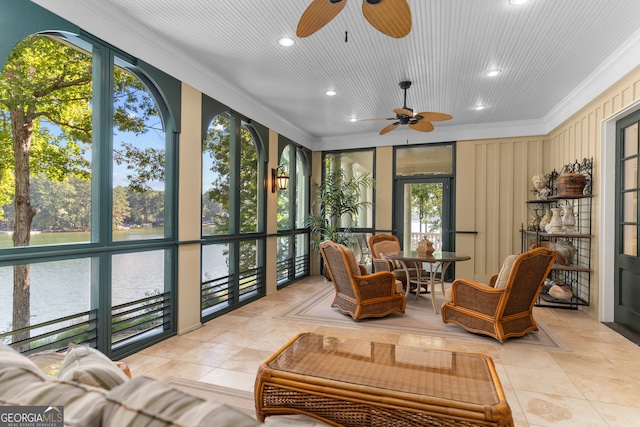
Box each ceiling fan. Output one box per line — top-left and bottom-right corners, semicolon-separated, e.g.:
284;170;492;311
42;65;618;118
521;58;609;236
361;81;453;135
297;0;412;39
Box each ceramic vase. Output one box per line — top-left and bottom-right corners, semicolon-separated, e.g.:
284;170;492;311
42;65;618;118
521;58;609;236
539;209;552;232
561;204;576;233
416;237;435;256
529;209;542;231
546;207;563;233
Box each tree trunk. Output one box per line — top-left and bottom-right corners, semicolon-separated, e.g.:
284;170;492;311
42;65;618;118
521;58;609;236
11;109;36;349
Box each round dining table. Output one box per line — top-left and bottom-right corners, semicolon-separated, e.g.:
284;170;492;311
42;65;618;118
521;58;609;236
385;251;471;313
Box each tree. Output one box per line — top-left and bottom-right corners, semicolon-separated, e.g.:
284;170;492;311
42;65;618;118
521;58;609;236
0;34;161;346
411;183;442;233
203;114;259;270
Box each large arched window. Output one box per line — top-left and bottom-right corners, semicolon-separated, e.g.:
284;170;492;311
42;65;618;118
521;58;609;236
276;140;311;287
201;110;266;319
0;21;178;358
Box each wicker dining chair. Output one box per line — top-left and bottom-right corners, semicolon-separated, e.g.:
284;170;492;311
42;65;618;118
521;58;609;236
441;247;556;342
368;233;426;290
319;240;406;320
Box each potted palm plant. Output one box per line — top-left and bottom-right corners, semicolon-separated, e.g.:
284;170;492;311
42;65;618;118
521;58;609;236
306;164;375;259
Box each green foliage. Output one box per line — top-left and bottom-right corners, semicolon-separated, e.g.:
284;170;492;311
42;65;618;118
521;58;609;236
411;183;442;232
306;160;375;253
203;114;260;270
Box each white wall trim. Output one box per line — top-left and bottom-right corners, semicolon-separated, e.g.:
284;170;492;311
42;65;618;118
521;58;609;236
600;99;640;322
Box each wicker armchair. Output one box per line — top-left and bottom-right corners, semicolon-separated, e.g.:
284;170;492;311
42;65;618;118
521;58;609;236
441;247;556;342
368;234;426;290
319;240;406;320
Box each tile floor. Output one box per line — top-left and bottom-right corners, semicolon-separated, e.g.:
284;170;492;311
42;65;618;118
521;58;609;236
123;276;640;426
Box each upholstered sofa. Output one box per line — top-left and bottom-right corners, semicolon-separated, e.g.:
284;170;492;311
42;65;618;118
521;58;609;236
0;343;311;427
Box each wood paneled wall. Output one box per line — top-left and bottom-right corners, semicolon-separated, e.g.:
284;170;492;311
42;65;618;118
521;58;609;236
455;136;550;284
547;64;640;317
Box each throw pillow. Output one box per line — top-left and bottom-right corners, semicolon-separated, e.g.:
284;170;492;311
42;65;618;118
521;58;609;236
103;376;259;427
495;254;519;289
0;366;106;427
58;343;129;390
0;342;47;378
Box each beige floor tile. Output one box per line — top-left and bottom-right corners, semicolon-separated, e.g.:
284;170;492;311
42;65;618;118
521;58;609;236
143;359;215;380
175;341;244;367
218;347;273;374
208;329;266;347
245;332;296;352
504;365;583;398
591;401;640;427
550;352;626;380
515;390;608;426
125;276;640;426
567;373;640;407
496;346;563;370
121;353;172;377
198;367;256;391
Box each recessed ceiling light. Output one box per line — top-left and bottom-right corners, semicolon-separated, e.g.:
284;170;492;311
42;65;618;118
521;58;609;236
485;68;502;77
325;90;337;96
278;37;295;47
349;117;357;122
475;104;486;110
509;0;530;5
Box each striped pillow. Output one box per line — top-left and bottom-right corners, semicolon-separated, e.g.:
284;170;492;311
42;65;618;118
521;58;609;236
57;344;129;390
0;342;48;378
0;366;106;427
103;375;259;427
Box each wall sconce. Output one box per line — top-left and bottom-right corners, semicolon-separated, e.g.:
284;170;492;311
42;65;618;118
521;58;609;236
271;165;289;192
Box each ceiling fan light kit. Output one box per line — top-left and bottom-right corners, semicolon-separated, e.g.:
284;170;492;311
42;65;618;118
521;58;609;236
297;0;412;39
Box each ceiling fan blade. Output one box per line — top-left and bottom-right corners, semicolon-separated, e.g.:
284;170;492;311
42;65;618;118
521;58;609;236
362;0;412;39
359;117;395;121
409;121;434;132
393;107;413;117
297;0;347;37
415;112;453;122
380;122;400;135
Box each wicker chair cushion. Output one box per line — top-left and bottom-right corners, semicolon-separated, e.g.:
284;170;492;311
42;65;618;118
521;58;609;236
373;240;400;256
341;245;361;275
495;254;518;288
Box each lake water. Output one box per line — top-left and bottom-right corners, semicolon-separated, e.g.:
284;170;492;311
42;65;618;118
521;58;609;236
0;230;227;336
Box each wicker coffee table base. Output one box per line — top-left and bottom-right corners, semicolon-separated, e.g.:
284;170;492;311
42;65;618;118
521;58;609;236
257;383;504;427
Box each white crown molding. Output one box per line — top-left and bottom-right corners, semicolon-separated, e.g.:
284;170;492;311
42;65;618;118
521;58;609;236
314;119;547;151
543;27;640;133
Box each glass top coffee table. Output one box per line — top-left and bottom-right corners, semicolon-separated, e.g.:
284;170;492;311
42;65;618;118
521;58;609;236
255;332;513;427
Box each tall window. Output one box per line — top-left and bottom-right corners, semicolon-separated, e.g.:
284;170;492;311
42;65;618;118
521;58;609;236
276;143;310;286
201;112;265;318
323;151;375;230
112;63;166;241
0;30;177;356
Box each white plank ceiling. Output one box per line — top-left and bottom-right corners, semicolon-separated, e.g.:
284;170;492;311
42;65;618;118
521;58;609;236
33;0;640;150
